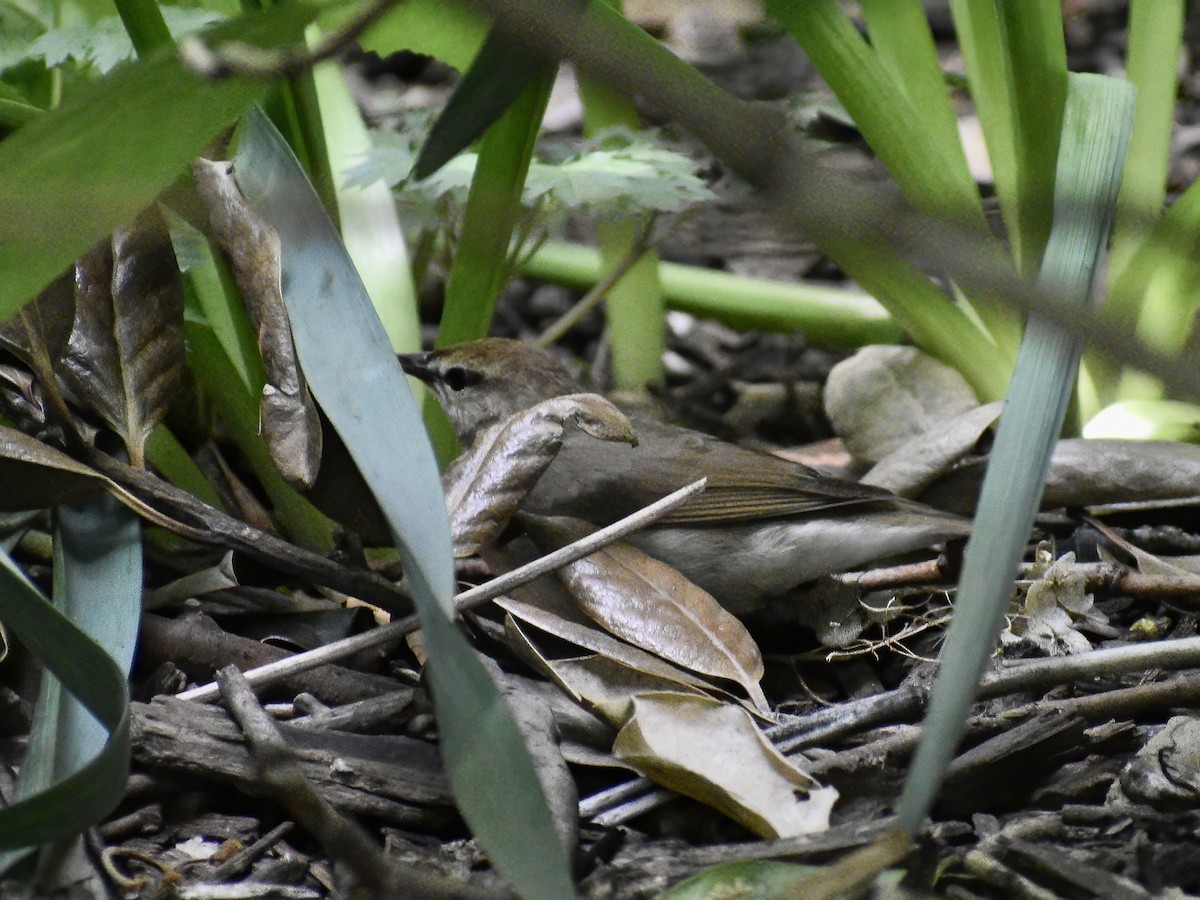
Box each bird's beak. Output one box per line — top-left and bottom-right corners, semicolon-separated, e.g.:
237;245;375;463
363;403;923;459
397;351;436;383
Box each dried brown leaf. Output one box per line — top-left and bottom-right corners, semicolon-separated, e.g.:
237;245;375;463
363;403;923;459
194;158;322;489
0;270;76;427
863;402;1001;497
493;581;721;696
522;514;768;712
0;423;105;509
613;692;837;838
444;393;636;557
59;209;184;467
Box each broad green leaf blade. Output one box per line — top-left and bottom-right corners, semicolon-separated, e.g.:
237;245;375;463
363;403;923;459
578;0;664;390
413;25;553;180
950;0;1066;274
0;2;315;318
0;533;132;851
897;73;1135;832
231;107;575;900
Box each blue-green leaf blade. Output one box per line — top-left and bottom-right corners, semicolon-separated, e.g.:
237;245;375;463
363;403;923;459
231;107;575;900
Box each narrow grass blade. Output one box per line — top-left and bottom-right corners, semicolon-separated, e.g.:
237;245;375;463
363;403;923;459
949;0;1066;275
577;0;665;389
438;73;555;347
897;73;1135;832
1109;0;1184;284
232;107;575;900
0;496;135;854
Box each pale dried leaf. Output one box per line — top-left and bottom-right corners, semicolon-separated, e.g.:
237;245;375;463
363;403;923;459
824;345;978;465
1003;551;1097;656
193;158;322;489
523;514;768;712
506;615;708;728
444;393;635;557
613;692;836;838
494;586;722;696
863;402;1001;496
60;209;184;467
551;655;710;729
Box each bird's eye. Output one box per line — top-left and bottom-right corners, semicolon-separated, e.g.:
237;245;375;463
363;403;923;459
445;366;470;392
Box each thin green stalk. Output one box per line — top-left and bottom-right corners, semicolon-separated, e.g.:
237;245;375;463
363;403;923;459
111;0;173;56
523;241;903;348
428;72;554;463
578;0;664;390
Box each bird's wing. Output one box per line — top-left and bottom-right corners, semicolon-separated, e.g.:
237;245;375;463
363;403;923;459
523;416;902;526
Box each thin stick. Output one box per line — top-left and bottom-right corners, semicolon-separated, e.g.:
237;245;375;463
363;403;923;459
178;477;706;702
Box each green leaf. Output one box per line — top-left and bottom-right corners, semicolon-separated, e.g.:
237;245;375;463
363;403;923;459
10;7;223;74
898;73;1135;832
356;0;488;72
0;1;316;321
0;493;136;854
231;107;575;900
437;70;554;338
414;26;552;180
949;0;1067;274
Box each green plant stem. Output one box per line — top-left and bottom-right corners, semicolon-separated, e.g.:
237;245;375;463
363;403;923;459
577;0;664;390
111;0;173;57
523;241;903;348
427;70;554;463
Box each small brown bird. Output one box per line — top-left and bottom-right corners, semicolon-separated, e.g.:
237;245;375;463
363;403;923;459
400;338;969;615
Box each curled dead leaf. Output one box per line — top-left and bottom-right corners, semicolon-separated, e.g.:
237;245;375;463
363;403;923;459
194;158;322;489
444;393;636;557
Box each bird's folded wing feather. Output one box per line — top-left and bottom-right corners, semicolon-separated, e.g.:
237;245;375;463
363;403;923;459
523;417;902;526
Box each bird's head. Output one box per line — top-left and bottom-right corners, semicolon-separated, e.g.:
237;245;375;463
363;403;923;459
398;338;582;446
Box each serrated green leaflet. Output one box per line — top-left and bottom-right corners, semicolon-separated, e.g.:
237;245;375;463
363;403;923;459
231;107;575;900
